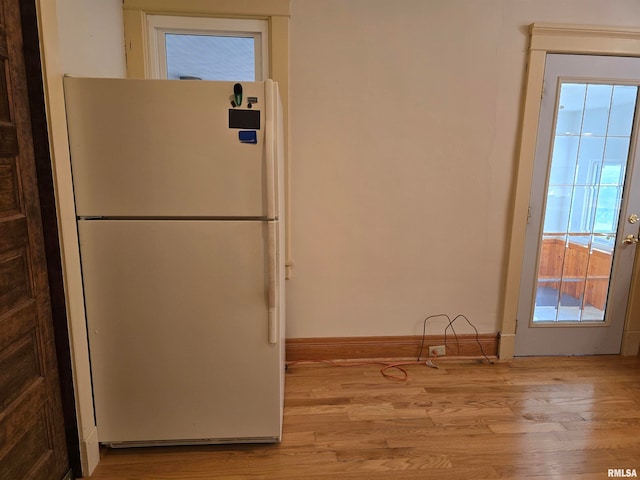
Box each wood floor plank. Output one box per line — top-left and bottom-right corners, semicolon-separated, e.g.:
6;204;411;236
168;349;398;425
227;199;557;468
84;356;640;479
487;421;567;433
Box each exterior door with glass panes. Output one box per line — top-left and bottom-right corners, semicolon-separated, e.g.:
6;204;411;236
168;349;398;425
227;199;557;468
515;54;640;356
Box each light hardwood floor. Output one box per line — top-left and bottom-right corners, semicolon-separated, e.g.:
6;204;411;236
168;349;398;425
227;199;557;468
85;355;640;479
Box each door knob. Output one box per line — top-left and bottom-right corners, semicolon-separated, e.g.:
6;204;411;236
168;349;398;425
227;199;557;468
622;234;639;245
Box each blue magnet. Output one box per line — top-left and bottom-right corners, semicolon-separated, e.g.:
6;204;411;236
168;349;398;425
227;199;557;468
239;130;258;144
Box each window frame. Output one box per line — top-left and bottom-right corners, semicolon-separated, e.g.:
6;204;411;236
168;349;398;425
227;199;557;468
146;15;269;80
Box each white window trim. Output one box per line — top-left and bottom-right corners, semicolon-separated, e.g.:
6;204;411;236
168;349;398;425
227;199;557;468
146;15;269;80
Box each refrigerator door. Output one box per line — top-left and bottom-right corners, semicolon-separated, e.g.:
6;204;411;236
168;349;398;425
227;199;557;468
78;219;283;444
64;77;272;218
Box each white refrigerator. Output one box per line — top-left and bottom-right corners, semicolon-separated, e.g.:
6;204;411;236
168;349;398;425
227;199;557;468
63;77;285;447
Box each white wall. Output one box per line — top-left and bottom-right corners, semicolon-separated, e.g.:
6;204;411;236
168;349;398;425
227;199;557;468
55;0;125;76
45;0;640;343
286;0;640;338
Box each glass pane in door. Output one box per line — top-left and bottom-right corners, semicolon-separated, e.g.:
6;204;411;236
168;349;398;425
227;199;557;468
533;83;638;322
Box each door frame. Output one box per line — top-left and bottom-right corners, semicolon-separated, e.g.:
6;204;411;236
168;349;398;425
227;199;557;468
34;1;101;476
500;23;640;359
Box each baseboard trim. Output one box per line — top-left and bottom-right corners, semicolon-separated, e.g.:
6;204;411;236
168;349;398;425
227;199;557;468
80;425;99;477
286;334;499;362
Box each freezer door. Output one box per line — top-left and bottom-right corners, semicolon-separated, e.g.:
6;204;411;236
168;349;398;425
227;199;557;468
64;77;270;218
78;220;283;444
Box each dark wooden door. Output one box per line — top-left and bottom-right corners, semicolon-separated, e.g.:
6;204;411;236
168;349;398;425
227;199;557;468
0;0;70;478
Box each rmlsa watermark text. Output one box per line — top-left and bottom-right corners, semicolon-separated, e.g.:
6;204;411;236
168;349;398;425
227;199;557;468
608;469;638;478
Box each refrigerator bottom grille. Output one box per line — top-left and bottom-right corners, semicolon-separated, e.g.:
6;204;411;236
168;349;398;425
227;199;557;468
107;436;282;449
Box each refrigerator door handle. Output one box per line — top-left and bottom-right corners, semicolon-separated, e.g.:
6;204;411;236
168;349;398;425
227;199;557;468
267;220;278;344
264;80;276;220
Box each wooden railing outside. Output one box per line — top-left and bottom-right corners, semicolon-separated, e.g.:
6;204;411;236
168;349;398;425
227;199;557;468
538;237;613;310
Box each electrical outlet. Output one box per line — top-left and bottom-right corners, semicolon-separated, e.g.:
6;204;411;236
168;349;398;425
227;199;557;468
429;345;446;357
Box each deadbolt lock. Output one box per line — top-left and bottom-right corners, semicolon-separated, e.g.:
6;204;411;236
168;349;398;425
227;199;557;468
629;214;639;224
